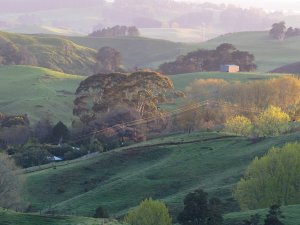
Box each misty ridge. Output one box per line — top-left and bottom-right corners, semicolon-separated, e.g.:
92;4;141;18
0;0;290;37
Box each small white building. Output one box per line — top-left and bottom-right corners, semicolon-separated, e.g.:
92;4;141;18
47;156;63;161
220;64;240;73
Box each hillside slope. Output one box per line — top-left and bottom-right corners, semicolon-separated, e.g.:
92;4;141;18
24;131;300;218
197;31;300;72
67;36;195;68
0;31;96;75
0;65;83;124
271;61;300;74
0;208;122;225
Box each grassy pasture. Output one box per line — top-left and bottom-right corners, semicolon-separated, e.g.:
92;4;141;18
0;65;83;124
23;131;300;218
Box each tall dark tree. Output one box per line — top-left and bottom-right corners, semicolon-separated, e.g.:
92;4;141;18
94;47;123;73
51;121;69;144
177;189;223;225
269;21;286;40
264;205;285;225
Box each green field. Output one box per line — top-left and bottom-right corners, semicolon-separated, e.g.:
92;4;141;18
23;131;300;219
0;65;83;124
0;208;122;225
0;31;96;75
197;31;300;72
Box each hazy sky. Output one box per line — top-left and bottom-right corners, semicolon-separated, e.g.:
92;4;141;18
177;0;300;11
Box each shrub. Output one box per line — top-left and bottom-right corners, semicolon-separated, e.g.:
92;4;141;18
255;106;290;137
124;198;172;225
225;115;253;136
94;206;109;218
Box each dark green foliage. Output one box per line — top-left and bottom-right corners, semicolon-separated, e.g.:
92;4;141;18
243;214;260;225
264;205;285;225
94;47;123;73
51;121;70;144
89;25;139;37
13;148;50;168
94;206;109;218
269;22;286;40
177;189;223;225
159;43;256;74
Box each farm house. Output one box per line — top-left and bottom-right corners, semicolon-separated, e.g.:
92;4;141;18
220;64;240;73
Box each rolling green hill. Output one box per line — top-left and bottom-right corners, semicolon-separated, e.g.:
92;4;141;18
197;31;300;72
0;31;96;75
0;65;83;124
67;36;195;69
0;208;122;225
24;131;300;220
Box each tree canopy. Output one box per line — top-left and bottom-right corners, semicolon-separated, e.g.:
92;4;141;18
73;70;176;141
124;198;172;225
234;142;300;210
159;43;257;75
177;189;223;225
94;47;123;73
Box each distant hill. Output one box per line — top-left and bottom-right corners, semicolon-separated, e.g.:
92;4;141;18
0;31;96;75
67;35;195;69
0;65;83;124
270;61;300;74
5;25;82;36
197;31;300;72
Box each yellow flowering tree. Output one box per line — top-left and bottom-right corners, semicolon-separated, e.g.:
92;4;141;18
255;106;290;137
224;115;253;136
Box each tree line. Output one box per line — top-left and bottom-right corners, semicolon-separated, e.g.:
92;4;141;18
159;43;257;75
269;21;300;41
89;25;140;37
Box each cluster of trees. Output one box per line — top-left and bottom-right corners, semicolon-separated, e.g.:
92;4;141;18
73;71;179;145
0;37;37;66
94;47;123;73
124;189;223;225
225;106;291;137
270;21;300;41
187;76;300;112
234;142;300;211
89;25;140;37
0;114;31;146
0;113;90;167
174;76;300;135
235;205;285;225
159;43;257;75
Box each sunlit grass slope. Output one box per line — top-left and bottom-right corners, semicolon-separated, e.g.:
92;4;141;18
0;31;96;75
0;65;83;124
